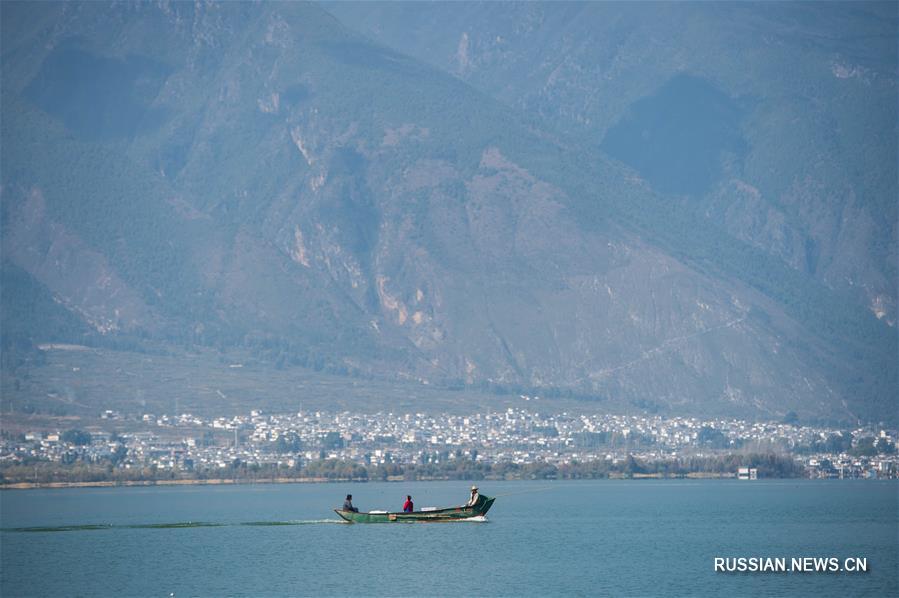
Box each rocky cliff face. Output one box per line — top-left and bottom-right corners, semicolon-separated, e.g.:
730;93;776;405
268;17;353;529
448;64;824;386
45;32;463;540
1;2;895;423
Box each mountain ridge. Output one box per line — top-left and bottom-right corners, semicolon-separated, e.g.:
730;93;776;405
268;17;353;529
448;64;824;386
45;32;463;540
1;1;895;424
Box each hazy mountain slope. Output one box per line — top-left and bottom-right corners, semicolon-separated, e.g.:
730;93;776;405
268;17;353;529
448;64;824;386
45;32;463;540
325;1;898;327
1;1;894;423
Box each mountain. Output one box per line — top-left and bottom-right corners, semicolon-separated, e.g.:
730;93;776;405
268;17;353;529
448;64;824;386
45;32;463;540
1;1;895;424
326;0;898;326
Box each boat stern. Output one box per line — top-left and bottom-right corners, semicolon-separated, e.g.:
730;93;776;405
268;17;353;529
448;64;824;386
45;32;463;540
334;509;354;522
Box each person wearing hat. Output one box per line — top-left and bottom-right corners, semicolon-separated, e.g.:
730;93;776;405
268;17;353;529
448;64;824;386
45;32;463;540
465;485;480;507
343;494;359;513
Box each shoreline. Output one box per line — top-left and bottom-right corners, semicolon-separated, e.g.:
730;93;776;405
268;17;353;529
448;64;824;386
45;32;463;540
1;472;753;490
1;477;333;490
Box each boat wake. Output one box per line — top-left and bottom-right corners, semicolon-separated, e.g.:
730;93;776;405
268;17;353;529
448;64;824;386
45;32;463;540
3;519;349;533
3;522;223;532
239;519;349;526
460;515;488;523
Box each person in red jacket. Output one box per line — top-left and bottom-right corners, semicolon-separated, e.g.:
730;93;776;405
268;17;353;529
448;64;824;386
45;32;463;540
402;495;414;513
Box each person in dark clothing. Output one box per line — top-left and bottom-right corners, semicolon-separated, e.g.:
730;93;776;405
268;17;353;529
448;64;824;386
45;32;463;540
402;495;414;513
343;494;359;513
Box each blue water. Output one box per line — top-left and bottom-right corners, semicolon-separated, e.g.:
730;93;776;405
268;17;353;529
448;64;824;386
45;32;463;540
1;480;896;596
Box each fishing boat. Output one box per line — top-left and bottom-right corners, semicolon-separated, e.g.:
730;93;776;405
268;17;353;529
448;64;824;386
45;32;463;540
335;493;495;523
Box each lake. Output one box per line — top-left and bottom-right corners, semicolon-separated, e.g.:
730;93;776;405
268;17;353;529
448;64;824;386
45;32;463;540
1;480;896;596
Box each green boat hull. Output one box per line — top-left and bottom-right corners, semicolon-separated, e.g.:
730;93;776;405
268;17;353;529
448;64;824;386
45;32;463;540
335;495;495;523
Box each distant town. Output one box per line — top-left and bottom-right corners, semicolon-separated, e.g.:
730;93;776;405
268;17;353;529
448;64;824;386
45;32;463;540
2;404;897;486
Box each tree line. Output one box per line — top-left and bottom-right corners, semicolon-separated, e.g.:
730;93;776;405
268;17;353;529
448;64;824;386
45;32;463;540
0;452;806;485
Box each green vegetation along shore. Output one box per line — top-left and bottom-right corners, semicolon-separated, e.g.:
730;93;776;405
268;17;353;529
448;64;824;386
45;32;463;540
0;453;804;489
